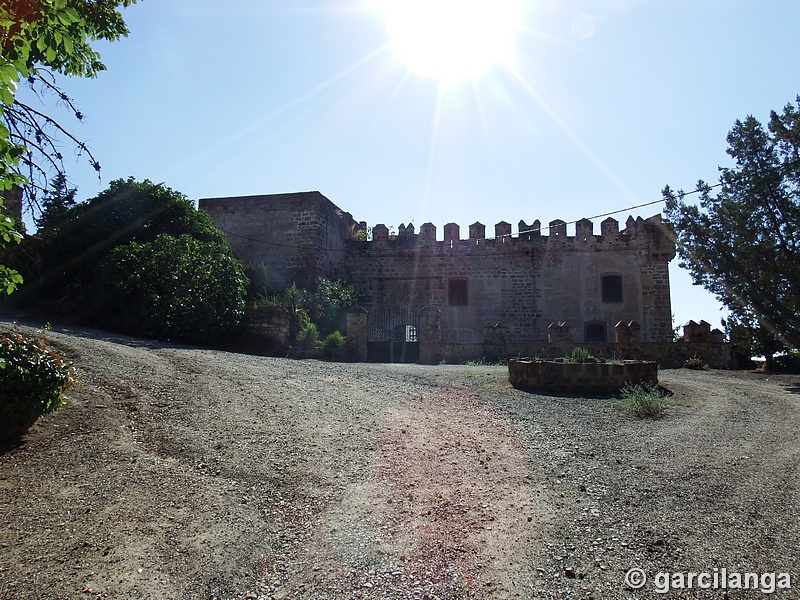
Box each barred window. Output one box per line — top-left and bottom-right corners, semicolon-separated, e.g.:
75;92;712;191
602;275;623;303
585;322;606;342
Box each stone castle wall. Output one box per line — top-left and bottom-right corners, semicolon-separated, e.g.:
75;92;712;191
199;191;359;289
342;215;675;344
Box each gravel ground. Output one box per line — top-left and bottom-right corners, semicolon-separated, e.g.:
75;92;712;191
1;317;799;600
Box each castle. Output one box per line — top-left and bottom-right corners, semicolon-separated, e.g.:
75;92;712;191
200;191;728;366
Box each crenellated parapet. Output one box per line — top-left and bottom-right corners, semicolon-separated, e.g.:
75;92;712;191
352;214;675;256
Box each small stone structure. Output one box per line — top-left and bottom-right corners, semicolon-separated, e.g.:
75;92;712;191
508;358;658;395
243;305;290;353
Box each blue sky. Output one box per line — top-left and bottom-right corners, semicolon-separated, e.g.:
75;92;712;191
29;0;800;331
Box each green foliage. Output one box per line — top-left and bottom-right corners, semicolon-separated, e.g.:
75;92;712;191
772;350;800;374
19;177;230;306
564;347;593;363
0;329;75;438
663;97;800;353
243;263;272;301
262;278;362;342
614;382;666;418
0;1;134;290
322;330;345;360
0;0;135;204
0;197;22;294
306;277;363;336
97;234;246;344
683;355;709;370
34;173;77;232
463;357;507;366
295;321;319;347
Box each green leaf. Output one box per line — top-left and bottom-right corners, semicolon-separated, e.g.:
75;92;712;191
63;7;81;23
0;86;13;106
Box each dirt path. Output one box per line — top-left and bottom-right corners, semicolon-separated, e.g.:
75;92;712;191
1;319;799;599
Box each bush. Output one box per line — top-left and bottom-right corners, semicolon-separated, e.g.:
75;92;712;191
322;331;346;360
18;177;231;309
614;382;666;418
683;355;709;370
97;234;247;344
772;350;800;374
296;322;319;347
0;330;75;438
307;278;363;336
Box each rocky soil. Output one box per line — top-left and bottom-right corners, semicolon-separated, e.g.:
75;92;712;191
1;317;799;599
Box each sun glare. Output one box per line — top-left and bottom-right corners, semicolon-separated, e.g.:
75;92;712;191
380;0;524;82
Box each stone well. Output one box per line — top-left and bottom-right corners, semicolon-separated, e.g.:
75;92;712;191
508;358;658;395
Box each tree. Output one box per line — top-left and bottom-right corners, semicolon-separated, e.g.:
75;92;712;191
663;97;800;361
13;177;232;310
1;0;135;204
34;172;75;231
0;0;135;294
98;234;247;344
307;277;363;336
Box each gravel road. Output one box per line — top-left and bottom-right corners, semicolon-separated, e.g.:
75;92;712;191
1;318;799;599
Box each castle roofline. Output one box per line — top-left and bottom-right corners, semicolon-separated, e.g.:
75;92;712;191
199;190;331;205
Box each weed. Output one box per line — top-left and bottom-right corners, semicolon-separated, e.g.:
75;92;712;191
463;357;507;366
614;381;666;418
295;322;319;347
683;355;709;370
564;347;593;363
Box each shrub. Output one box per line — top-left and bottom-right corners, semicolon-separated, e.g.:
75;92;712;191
0;330;75;438
565;347;593;363
683;355;709;370
296;322;319;347
97;234;247;344
322;331;346;360
772;350;800;374
19;178;231;309
307;278;363;336
615;382;666;418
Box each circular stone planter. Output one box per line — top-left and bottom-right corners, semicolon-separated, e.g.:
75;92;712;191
508;358;658;395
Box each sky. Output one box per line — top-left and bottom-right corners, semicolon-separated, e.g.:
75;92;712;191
23;0;800;331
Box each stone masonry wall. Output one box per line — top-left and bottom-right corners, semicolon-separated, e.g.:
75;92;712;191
342;215;675;345
199;191;359;289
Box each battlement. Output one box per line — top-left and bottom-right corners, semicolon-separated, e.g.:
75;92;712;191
355;214;675;256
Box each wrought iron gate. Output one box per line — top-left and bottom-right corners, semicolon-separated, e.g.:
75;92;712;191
367;308;420;363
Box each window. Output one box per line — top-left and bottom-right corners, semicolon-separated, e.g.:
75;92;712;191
448;279;468;306
585;322;606;342
601;275;623;303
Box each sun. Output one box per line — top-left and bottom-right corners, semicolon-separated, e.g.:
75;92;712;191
380;0;524;82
